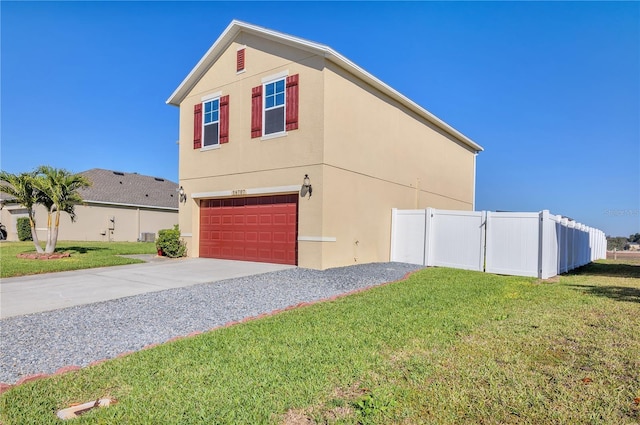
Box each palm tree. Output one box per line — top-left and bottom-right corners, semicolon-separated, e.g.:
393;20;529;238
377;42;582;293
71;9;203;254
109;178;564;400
0;171;45;253
34;166;91;253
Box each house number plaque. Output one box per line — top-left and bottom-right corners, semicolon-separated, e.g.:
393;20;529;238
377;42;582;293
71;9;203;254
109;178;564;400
232;189;247;196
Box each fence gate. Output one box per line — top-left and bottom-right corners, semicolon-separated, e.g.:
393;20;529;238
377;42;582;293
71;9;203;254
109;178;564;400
427;209;485;272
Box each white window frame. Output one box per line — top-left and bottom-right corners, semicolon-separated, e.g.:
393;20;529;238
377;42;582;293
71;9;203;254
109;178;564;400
261;71;288;139
201;96;221;151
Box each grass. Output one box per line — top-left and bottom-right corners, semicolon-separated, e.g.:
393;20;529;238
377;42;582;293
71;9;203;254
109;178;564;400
0;241;156;278
1;260;638;424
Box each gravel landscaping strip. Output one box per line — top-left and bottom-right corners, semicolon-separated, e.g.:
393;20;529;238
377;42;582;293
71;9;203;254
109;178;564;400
0;262;422;385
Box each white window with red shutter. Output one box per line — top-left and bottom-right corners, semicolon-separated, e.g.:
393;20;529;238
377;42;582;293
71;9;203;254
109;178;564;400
251;71;299;139
194;93;229;150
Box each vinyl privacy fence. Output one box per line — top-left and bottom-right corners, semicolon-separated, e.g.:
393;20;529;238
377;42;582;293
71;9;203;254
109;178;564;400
390;208;607;279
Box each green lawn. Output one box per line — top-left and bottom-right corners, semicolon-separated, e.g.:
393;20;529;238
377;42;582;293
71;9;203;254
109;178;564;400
0;241;156;278
1;261;638;424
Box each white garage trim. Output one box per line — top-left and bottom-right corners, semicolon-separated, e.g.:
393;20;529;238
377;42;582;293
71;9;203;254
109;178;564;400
298;236;337;242
192;185;301;199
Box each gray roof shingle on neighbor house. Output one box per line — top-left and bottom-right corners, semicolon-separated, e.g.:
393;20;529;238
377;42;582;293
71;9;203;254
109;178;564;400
78;169;178;210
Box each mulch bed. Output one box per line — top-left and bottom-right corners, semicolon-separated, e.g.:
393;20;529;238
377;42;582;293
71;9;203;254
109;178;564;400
17;252;71;260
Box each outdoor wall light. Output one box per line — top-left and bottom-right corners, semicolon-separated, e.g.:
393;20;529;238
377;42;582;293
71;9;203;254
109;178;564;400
300;174;312;199
178;186;187;204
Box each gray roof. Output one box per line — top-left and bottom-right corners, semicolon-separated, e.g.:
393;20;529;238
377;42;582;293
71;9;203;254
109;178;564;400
79;169;178;210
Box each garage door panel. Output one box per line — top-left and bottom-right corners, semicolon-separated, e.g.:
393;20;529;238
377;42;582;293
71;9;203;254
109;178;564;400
273;232;287;243
200;195;297;265
259;232;272;242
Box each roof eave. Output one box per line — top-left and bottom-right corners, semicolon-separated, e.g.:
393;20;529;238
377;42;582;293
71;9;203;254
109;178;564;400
166;20;484;153
166;20;328;107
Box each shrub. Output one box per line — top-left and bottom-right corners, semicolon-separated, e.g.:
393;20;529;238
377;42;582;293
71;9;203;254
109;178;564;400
156;225;187;258
17;217;32;241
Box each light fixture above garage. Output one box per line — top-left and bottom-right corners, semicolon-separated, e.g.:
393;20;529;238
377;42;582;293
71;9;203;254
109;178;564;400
300;174;312;199
178;186;187;204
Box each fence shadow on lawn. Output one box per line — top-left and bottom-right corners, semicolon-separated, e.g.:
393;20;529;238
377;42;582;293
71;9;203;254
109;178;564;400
567;283;640;304
565;260;640;304
567;262;640;279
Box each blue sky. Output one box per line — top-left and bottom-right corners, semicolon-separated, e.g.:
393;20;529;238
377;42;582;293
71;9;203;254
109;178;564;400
2;1;638;237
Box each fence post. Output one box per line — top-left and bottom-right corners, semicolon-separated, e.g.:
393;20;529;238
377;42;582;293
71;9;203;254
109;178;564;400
538;210;545;279
390;208;398;262
481;210;487;272
424;207;434;266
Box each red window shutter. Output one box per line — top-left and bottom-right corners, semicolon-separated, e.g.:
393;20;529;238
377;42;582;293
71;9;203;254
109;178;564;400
193;103;202;149
286;74;299;131
237;49;245;72
251;85;262;138
220;95;229;144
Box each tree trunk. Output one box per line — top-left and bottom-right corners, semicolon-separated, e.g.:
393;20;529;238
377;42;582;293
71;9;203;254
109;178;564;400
29;215;44;254
45;208;55;253
48;211;61;254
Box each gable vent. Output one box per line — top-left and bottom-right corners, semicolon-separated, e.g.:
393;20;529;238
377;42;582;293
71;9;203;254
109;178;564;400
237;48;245;72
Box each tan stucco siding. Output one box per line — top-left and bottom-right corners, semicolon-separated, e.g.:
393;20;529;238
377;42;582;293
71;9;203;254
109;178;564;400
318;162;475;269
174;31;478;269
178;36;325;183
2;204;176;242
323;62;476;210
176;36;329;267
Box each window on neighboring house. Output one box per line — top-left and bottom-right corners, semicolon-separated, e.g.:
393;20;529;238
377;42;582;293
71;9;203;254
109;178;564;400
193;95;229;149
251;74;298;138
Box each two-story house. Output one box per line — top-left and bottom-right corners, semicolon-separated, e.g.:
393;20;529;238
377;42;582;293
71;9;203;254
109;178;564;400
167;20;483;269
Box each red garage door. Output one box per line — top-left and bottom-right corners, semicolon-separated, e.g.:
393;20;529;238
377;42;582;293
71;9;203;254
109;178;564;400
199;194;298;265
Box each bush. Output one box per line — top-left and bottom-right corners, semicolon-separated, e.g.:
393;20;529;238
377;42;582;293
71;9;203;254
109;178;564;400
17;217;32;241
156;225;187;258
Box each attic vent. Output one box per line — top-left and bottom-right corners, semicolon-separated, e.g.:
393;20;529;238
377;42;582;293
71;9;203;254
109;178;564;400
154;178;165;182
237;48;245;72
113;171;125;176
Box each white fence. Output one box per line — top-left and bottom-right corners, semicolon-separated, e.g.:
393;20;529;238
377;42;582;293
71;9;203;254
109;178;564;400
390;208;607;279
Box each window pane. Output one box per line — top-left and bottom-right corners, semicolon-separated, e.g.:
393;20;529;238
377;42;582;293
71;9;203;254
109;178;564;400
203;123;219;146
266;83;274;96
275;79;284;93
265;106;285;135
212;111;219;122
266;96;274;109
204;102;212;113
275;93;284;106
213;99;219;110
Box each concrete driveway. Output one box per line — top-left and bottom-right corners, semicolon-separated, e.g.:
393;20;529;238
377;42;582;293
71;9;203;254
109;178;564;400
0;257;294;319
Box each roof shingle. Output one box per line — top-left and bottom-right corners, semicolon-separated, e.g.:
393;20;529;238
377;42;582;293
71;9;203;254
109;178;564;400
78;169;178;209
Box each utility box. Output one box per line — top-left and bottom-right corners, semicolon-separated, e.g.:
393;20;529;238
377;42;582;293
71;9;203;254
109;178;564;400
139;232;155;242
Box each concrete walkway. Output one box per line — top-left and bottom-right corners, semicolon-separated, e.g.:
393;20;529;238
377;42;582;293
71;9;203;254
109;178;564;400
0;257;294;319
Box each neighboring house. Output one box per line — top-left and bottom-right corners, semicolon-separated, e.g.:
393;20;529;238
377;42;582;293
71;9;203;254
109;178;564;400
0;169;178;242
167;20;483;269
627;243;640;251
